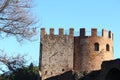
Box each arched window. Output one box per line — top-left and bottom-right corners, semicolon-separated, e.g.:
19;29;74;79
94;43;99;51
106;44;110;51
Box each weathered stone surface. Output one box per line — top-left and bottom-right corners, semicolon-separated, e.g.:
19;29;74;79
40;28;114;80
40;32;74;80
74;36;113;72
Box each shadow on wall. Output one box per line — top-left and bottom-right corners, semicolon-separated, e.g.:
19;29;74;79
45;71;75;80
78;70;100;80
44;70;100;80
41;59;120;80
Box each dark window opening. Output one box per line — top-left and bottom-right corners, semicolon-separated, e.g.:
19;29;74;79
106;44;110;51
62;69;65;72
94;43;99;51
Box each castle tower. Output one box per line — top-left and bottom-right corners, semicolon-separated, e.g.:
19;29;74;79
39;28;114;80
40;28;74;80
74;28;114;73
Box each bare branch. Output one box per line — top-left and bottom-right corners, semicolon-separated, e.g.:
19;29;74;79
0;0;10;13
0;50;27;72
0;0;37;41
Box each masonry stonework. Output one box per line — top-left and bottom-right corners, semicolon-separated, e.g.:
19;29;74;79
39;28;114;80
40;28;74;80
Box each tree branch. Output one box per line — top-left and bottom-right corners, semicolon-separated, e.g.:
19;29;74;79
0;0;37;41
0;0;10;13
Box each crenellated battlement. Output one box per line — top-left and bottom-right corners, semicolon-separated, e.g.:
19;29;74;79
41;28;113;39
40;28;74;36
79;28;113;39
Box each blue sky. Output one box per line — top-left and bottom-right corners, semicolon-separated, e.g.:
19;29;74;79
0;0;120;65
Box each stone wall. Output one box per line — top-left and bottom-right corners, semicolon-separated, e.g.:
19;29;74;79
40;28;74;80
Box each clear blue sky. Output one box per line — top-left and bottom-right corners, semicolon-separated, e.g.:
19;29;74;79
0;0;120;65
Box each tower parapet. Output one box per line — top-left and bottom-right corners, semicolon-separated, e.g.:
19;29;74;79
40;28;113;39
40;28;74;37
79;28;113;39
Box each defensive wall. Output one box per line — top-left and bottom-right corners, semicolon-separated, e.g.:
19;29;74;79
40;28;114;80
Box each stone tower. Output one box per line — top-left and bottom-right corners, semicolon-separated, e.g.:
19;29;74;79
40;28;74;80
74;28;114;72
39;28;114;80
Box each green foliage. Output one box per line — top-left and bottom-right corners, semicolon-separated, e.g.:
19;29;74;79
1;63;39;80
